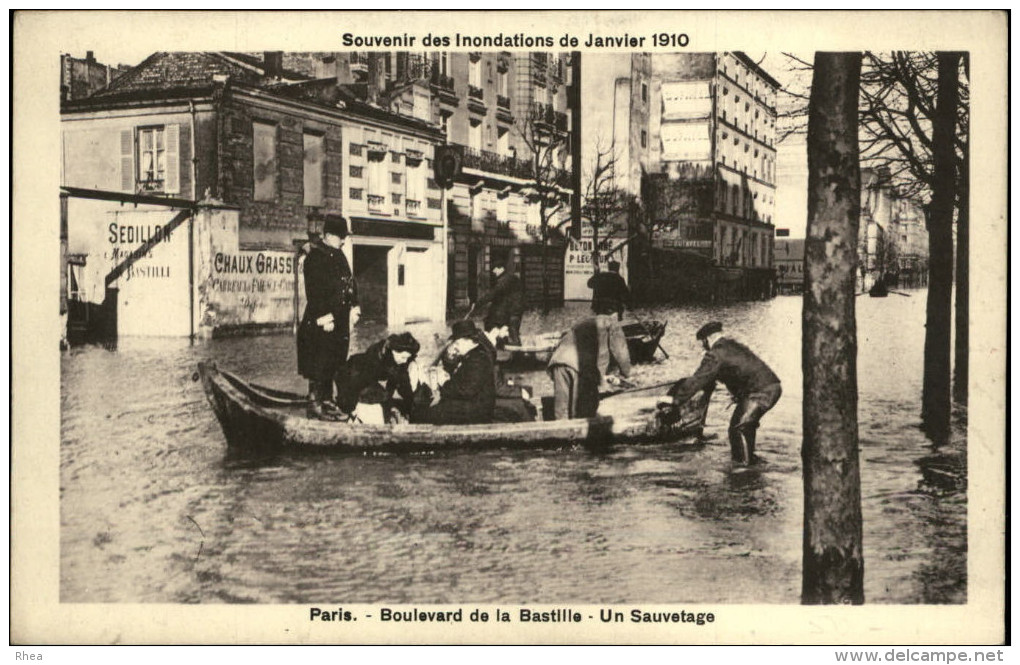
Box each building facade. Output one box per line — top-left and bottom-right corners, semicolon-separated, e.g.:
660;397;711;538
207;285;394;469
604;52;779;302
61;51;448;337
774;237;805;294
328;50;577;310
858;167;929;291
60;51;132;101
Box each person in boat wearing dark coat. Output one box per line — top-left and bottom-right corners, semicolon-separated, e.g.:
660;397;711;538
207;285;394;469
335;332;420;422
415;320;496;425
661;321;782;466
547;313;632;420
587;259;630;321
476;323;537;423
296;214;361;420
473;262;525;346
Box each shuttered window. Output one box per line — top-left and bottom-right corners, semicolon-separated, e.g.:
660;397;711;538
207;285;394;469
125;124;180;194
120;129;134;192
303;133;324;207
253;121;278;202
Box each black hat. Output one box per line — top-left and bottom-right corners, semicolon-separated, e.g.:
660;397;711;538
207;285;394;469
323;214;349;238
491;261;506;272
608;260;621;271
387;332;420;354
449;319;480;341
696;321;723;340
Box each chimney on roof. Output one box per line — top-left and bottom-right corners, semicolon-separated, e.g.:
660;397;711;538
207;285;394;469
86;51;95;64
264;51;284;79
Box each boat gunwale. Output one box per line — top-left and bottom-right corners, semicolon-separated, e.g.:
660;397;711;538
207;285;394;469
199;362;681;449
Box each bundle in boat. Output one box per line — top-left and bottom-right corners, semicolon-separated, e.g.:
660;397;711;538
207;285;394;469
197;361;709;455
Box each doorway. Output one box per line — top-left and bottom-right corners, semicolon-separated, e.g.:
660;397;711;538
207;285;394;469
353;245;389;324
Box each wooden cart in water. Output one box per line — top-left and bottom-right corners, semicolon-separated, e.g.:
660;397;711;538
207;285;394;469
198;361;709;455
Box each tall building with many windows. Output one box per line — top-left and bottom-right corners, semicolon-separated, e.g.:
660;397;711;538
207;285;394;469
332;50;577;309
601;52;780;301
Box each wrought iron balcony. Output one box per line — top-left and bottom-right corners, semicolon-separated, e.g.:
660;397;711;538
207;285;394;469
497;94;511;110
462;147;533;180
430;69;455;91
406;199;422;217
367;194;386;210
468;85;484;100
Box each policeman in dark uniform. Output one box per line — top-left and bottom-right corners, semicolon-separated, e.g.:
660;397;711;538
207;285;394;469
662;321;782;465
587;259;630;320
297;214;361;420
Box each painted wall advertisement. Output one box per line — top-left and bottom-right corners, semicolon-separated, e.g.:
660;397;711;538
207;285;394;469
563;221;629;301
196;210;298;333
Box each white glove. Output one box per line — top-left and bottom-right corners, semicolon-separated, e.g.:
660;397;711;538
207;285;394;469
316;313;335;332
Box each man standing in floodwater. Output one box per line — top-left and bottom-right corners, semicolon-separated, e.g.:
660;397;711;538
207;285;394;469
297;214;361;420
474;262;525;346
587;259;630;321
661;321;781;466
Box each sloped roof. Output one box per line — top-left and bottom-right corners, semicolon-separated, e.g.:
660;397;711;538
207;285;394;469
68;51;442;138
92;52;277;97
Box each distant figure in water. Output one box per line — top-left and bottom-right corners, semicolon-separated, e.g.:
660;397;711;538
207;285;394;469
587;259;630;321
660;321;781;466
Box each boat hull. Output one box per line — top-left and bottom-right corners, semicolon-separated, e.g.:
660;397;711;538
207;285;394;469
198;361;707;455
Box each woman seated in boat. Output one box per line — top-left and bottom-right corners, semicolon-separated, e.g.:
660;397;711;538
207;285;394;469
335;332;421;424
413;321;496;425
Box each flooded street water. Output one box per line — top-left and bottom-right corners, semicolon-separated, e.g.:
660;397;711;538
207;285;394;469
60;291;965;604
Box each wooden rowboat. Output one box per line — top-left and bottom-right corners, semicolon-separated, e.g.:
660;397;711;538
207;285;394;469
198;361;709;455
500;319;668;366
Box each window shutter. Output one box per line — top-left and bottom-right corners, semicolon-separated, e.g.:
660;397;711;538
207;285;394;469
120;128;134;192
165;124;181;194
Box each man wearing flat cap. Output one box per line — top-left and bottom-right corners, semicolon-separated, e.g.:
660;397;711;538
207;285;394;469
663;321;782;465
297;214;361;420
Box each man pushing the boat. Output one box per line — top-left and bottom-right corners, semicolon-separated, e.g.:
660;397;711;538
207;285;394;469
659;322;781;466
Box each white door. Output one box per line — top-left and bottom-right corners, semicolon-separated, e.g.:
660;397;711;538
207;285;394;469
403;247;434;324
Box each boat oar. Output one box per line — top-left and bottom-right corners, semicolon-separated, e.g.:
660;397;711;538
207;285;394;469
600;379;677;400
888;290;912;297
657;343;670;359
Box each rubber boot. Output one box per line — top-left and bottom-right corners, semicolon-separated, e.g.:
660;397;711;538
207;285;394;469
740;424;757;465
729;423;759;465
728;427;749;464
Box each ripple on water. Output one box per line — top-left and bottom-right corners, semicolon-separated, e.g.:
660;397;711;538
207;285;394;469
60;294;965;604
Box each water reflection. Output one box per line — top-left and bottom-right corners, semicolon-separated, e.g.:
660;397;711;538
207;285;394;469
60;291;965;604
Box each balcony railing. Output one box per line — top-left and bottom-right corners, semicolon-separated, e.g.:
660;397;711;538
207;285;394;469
406;199;422;217
367;194;386;210
430;69;455;91
497;94;511;110
462;147;533;180
468;85;484;100
461;147;574;191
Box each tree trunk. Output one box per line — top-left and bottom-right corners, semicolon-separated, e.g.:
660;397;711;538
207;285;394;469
802;52;864;605
921;52;961;443
540;227;550;314
953;118;969;409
